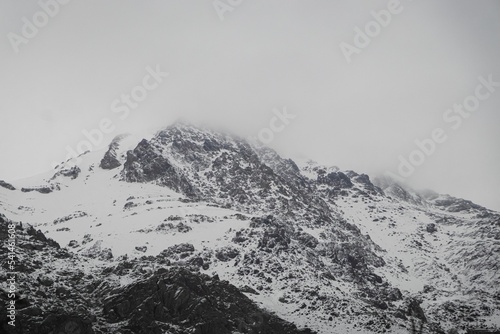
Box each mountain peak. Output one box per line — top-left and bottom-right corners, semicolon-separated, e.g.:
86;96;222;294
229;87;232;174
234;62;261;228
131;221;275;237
2;121;499;333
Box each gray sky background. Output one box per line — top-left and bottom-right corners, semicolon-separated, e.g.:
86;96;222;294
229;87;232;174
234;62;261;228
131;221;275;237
0;0;499;211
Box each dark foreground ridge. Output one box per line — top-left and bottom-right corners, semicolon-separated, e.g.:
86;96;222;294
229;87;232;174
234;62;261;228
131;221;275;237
0;214;315;334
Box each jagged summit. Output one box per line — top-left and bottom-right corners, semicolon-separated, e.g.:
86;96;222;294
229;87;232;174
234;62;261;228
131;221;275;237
11;121;498;216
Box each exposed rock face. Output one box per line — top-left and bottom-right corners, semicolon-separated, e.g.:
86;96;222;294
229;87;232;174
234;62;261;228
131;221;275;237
426;223;437;233
0;180;15;190
215;246;240;262
103;268;315;334
20;186;53;194
100;134;130;170
432;195;485;212
158;243;195;260
0;215;315;334
0;215;92;334
26;225;60;249
123;138;199;198
351;173;383;195
51;166;81;180
82;240;114;261
317;171;353;189
407;299;427;322
256;146;309;191
121;123;329;220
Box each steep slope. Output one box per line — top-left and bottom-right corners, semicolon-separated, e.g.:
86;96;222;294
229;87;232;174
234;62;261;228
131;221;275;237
1;122;499;333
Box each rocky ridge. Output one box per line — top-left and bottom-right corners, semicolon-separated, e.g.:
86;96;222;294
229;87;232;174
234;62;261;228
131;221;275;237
0;122;499;333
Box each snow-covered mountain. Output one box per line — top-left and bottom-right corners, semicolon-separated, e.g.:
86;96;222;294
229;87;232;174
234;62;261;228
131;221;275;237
1;122;499;334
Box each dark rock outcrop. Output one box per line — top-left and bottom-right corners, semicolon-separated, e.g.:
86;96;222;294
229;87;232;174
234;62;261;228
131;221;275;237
103;267;316;334
0;215;315;334
51;166;81;180
0;180;15;190
407;299;427;322
317;171;353;189
426;223;437;233
122;139;199;198
21;186;53;194
100;134;129;170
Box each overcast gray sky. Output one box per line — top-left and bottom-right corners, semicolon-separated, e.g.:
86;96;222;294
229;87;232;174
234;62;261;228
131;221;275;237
1;0;499;211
